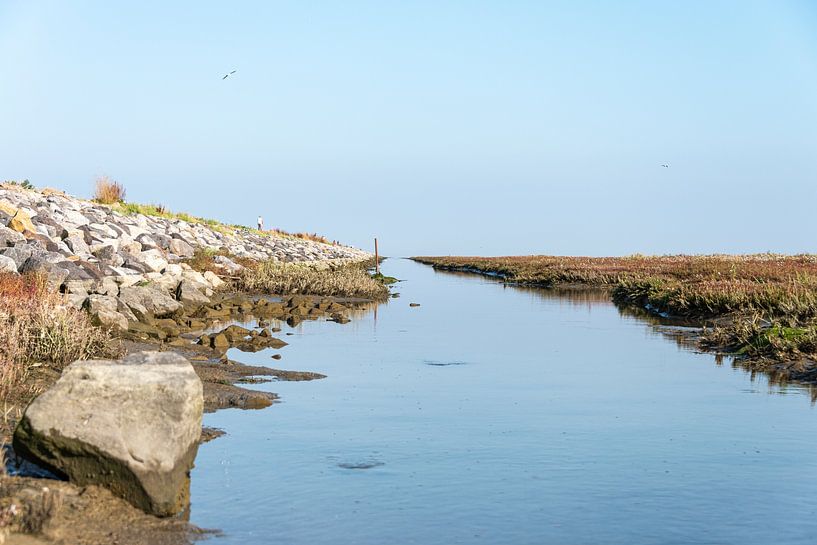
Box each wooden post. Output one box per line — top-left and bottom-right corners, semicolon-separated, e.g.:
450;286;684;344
374;238;379;274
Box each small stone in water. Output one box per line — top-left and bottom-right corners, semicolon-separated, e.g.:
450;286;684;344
337;460;385;470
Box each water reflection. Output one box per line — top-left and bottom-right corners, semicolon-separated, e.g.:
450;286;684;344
431;267;816;401
192;259;817;545
199;299;386;338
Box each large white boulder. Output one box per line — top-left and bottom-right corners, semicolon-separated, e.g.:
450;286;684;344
130;248;168;273
13;351;203;517
59;208;91;227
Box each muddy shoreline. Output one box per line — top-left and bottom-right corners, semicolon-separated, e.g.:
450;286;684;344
1;291;376;545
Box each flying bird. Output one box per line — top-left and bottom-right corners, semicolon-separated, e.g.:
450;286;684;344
222;70;237;80
661;163;669;168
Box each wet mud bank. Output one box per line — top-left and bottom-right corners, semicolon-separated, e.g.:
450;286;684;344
1;292;378;545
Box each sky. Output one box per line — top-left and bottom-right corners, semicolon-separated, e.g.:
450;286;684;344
1;1;816;257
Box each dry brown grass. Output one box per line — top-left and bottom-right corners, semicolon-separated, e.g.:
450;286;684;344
414;254;817;287
116;202;336;245
238;260;389;300
268;230;332;245
0;273;122;403
93;175;126;204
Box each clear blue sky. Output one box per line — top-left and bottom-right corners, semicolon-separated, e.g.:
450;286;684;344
2;1;816;256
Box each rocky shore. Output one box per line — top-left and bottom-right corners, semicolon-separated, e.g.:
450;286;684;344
0;183;373;412
0;184;369;327
0;184;378;544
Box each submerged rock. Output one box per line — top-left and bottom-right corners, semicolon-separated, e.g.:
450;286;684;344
13;351;203;517
203;381;277;411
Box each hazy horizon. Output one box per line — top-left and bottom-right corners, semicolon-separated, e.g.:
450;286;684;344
2;1;816;257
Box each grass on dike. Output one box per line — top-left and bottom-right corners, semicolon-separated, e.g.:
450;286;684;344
89;176;333;244
113;201;332;244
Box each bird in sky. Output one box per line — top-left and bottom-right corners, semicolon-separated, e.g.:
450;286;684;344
222;70;236;80
661;163;669;168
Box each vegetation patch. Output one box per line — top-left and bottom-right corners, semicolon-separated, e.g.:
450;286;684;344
0;273;122;406
238;260;390;300
93;175;126;204
102;182;336;245
113;202;337;243
371;272;399;285
2;179;35;190
415;254;817;317
702;315;817;361
268;229;332;245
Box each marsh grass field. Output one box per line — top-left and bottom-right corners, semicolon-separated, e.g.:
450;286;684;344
413;254;817;382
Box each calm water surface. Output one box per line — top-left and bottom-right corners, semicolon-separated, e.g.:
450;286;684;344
192;258;817;545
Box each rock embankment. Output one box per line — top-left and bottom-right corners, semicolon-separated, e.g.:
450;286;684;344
13;352;203;517
0;184;371;330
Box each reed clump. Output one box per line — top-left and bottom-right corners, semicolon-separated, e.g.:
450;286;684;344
701;313;817;361
0;273;122;403
93;175;126;204
268;229;332;244
238;260;389;300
